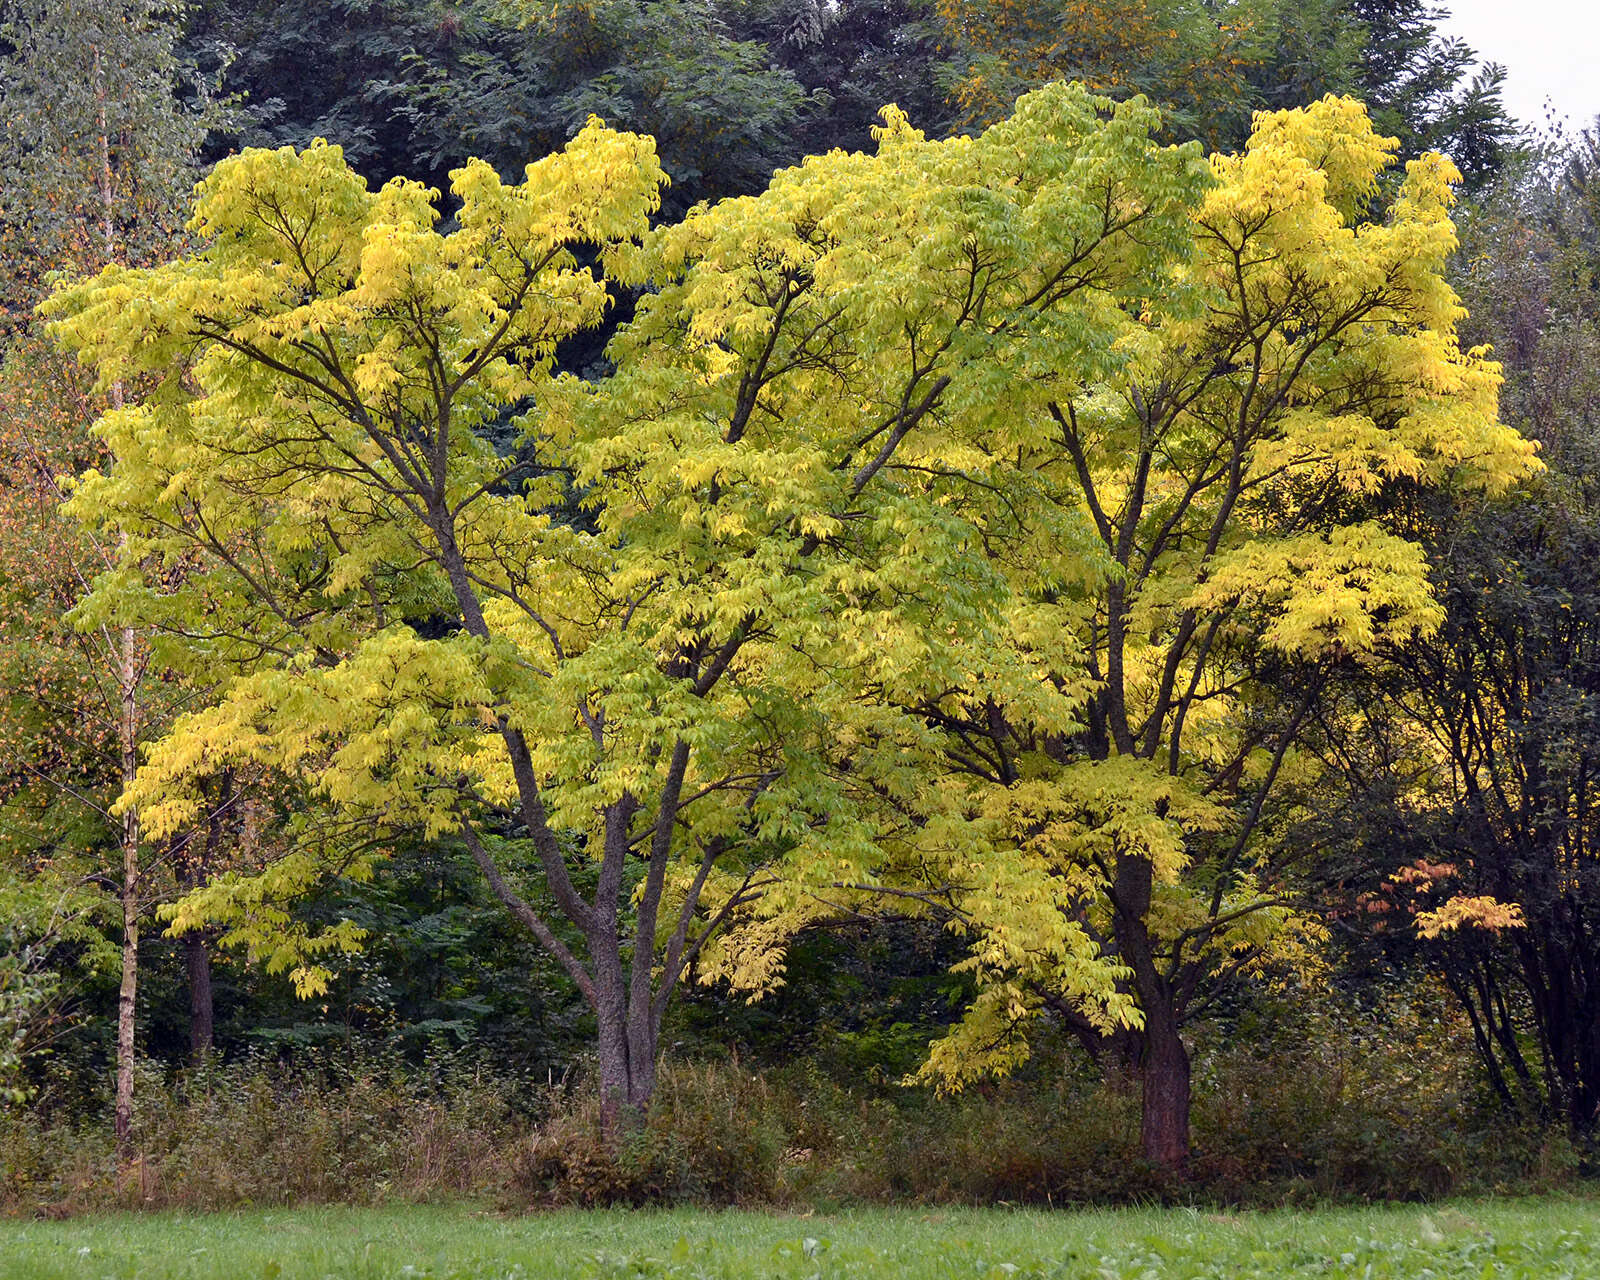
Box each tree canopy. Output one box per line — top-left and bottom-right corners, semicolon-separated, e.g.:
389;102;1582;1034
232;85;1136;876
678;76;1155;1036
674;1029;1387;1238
45;90;1192;1118
42;81;1538;1164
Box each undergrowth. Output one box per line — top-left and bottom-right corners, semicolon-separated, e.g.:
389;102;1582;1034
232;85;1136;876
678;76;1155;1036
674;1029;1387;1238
0;1004;1581;1217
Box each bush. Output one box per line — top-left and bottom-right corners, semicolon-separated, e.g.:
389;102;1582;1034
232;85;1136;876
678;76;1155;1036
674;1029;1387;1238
3;991;1584;1216
1188;992;1580;1202
513;1059;787;1206
1;1048;533;1215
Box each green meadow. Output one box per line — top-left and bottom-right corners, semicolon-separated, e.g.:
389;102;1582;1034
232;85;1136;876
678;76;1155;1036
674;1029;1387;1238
6;1199;1598;1280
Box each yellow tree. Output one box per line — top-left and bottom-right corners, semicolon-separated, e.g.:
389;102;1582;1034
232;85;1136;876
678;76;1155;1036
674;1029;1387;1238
47;87;1532;1157
903;96;1537;1170
46;86;1211;1126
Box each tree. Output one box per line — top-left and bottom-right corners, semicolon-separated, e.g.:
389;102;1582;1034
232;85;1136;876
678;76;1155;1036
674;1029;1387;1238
931;0;1515;186
0;335;141;1096
898;95;1536;1170
932;0;1369;150
1349;0;1517;192
0;861;115;1108
188;0;815;212
0;0;207;319
48;87;1532;1159
0;0;220;1149
181;0;440;184
410;0;816;214
720;0;957;157
1320;138;1600;1138
45;86;1223;1127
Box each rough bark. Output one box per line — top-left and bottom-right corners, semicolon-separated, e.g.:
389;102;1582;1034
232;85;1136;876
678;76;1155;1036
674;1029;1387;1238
1110;850;1192;1172
594;971;657;1133
1137;1001;1191;1171
185;932;214;1062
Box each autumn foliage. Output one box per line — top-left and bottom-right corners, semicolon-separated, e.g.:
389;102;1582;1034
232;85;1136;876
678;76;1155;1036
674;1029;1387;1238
33;82;1540;1171
937;0;1264;140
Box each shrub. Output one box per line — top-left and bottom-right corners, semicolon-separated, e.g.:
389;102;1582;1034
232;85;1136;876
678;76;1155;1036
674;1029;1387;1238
3;993;1583;1216
0;1048;532;1215
513;1059;787;1206
1188;992;1579;1202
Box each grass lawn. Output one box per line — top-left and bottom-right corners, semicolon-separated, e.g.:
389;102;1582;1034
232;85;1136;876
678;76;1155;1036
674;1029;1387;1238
3;1199;1598;1279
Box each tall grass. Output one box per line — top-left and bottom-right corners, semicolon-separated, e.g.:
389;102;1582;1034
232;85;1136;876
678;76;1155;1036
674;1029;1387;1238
0;1007;1580;1217
2;1050;533;1214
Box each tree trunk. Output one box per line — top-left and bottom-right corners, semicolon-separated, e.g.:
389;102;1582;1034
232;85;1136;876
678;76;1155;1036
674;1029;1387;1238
113;624;140;1156
113;824;138;1156
1138;1003;1191;1172
186;932;214;1062
97;47;143;1161
111;576;139;1152
180;772;231;1064
594;962;657;1135
1111;852;1191;1173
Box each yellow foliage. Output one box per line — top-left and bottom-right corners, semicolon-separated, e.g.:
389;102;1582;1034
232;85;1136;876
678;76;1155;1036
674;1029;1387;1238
43;87;1534;1095
1416;895;1527;940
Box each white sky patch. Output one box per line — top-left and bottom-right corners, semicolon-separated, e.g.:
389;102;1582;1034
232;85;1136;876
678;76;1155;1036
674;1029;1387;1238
1437;0;1599;133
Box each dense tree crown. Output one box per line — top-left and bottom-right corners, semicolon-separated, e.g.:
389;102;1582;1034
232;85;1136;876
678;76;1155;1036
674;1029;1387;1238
937;0;1272;140
0;0;216;317
1315;144;1600;1140
181;0;1513;209
43;83;1535;1157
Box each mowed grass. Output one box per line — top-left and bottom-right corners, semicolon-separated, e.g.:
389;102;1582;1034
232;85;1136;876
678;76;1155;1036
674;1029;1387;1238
4;1199;1598;1280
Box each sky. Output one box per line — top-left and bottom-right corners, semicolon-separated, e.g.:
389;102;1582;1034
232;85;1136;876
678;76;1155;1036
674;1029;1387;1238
1437;0;1600;133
